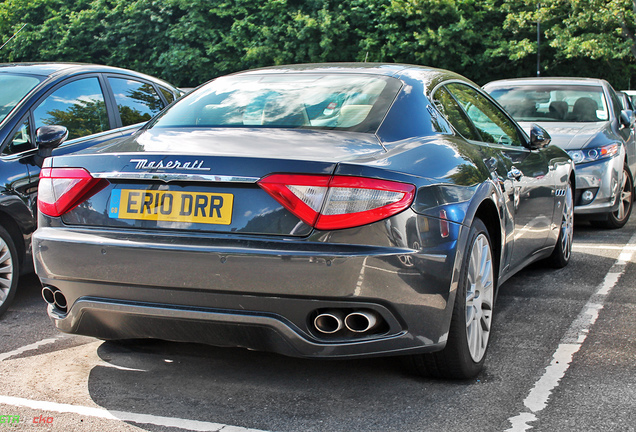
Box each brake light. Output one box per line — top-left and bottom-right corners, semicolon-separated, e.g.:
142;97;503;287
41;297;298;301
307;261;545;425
38;168;107;217
439;209;450;238
258;174;416;230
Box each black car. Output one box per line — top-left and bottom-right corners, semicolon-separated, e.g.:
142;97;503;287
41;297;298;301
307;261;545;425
0;63;181;315
33;63;574;379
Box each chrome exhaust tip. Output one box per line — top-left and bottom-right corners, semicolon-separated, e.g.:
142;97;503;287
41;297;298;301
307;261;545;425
53;290;67;310
314;311;344;334
42;286;67;312
344;311;378;333
41;286;55;305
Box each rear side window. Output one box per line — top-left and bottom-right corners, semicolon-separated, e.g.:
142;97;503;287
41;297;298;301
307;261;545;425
33;77;109;141
108;77;165;126
149;74;402;133
431;86;481;141
159;87;176;104
446;83;523;146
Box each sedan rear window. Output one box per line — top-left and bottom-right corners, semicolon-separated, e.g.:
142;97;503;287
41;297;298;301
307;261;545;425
108;77;165;126
489;85;608;123
149;74;402;133
0;74;43;123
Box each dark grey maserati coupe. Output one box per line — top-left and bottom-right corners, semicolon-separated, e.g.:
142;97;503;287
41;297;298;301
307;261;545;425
32;64;574;379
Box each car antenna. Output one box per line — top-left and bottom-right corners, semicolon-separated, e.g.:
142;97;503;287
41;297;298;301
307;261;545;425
0;23;27;51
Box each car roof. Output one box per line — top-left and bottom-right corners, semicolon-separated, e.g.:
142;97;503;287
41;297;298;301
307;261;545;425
0;62;175;88
484;77;608;88
223;62;472;93
0;62;84;77
235;63;412;76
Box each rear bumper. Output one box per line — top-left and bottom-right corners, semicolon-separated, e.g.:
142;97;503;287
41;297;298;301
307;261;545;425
33;214;466;358
45;297;445;358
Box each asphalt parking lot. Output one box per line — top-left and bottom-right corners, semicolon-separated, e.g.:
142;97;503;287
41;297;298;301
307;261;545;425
0;218;634;432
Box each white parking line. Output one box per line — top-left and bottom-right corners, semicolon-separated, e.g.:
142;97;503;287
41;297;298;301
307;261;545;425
0;394;268;432
505;232;636;431
354;256;368;296
0;336;64;362
0;337;269;431
363;264;421;275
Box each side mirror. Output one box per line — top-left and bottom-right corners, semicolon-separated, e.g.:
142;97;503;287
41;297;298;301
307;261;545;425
36;125;68;150
619;109;634;128
34;125;68;167
528;124;551;150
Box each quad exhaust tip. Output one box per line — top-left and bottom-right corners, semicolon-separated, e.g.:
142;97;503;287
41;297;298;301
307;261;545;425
41;286;55;304
313;309;381;335
41;286;67;313
344;311;378;333
314;311;344;334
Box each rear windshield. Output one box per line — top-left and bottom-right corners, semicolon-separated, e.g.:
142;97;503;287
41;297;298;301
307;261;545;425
148;74;402;133
489;84;608;123
0;73;43;123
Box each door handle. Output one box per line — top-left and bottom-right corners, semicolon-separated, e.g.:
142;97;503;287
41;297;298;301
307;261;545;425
507;166;523;181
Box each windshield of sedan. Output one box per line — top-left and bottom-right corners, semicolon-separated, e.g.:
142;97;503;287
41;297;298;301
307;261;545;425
0;74;43;123
148;74;402;133
489;84;608;123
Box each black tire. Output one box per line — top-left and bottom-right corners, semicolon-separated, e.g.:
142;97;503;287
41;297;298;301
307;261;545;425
0;226;19;317
403;218;495;379
591;165;633;229
546;182;574;268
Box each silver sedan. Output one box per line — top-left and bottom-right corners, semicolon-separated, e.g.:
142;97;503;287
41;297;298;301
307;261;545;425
485;77;635;228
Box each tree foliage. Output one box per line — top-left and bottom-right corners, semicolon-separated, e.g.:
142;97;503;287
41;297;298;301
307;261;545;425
500;0;636;88
0;0;635;89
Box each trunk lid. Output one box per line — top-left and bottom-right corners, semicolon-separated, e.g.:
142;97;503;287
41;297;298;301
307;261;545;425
53;128;386;237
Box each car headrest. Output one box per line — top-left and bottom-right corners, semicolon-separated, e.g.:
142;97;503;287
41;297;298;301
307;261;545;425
549;101;568;120
336;105;373;128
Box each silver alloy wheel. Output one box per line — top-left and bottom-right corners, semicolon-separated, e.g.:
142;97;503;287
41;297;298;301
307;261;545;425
465;233;494;363
560;184;574;262
615;171;633;222
0;237;14;306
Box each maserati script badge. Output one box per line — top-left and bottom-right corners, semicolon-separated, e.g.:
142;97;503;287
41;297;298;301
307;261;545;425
130;158;210;171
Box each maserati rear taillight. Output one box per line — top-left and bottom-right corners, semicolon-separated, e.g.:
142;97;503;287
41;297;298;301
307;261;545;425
38;168;107;217
258;174;415;230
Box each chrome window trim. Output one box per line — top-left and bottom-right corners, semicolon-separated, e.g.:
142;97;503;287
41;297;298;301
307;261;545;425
91;172;260;183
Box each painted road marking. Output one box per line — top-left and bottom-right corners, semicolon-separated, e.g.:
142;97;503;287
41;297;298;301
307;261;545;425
0;336;64;362
354;256;368;296
0;395;267;432
572;244;636;251
0;337;267;431
97;360;147;372
505;232;636;431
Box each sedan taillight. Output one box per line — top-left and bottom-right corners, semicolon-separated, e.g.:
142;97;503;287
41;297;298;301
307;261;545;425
258;174;416;230
38;168;107;217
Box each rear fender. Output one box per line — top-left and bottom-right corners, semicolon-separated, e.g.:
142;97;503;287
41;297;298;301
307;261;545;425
455;180;507;283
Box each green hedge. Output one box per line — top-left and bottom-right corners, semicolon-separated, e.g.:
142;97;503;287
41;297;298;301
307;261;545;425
1;0;634;89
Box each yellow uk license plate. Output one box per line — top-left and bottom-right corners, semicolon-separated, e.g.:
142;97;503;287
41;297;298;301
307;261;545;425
109;189;233;225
